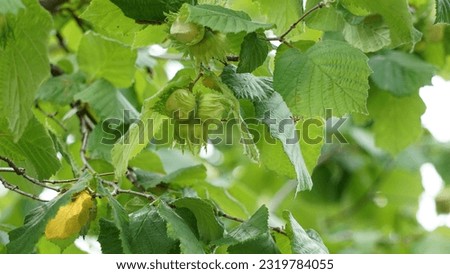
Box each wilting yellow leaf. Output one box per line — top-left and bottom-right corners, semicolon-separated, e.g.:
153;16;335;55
45;191;94;240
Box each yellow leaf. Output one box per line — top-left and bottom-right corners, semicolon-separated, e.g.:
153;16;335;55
45;191;94;240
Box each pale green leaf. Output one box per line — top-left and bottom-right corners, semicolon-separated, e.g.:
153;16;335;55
274;41;371;117
112;109;166;178
369;51;436;96
174;198;223;242
305;0;345;32
283;211;329;254
132;25;167;49
368;90;426;155
297;118;324;174
129;205;177;253
0;118;61;179
0;0;24;15
435;0;450;24
6;176;89;254
0;0;52;139
74;79;139;121
158;202;204;254
255;92;313;191
257;0;303;36
80;0;143;45
342;15;391;53
186;4;274;33
77;31;137;88
341;0;419;48
237;32;269;73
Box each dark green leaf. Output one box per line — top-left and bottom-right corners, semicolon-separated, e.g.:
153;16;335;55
98;218;123;254
228;233;280;254
110;0;195;22
215;205;269;245
129;205;177;254
174;198;223;242
98;182;132;253
221;65;273;101
158;202;204;254
186;4;274;33
435;0;450;24
237;32;269;73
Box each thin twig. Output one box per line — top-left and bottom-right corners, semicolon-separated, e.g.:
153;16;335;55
273;1;326;43
42;172;115;184
218;211;288;236
104;179;156;201
0;156;60;192
55;31;70;53
0;177;49;202
0;167;16;173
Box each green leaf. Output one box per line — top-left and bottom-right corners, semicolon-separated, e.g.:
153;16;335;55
435;0;450;24
0;0;52;139
0;0;24;15
274;41;371;118
297;118;324;174
110;0;195;22
129;205;177;254
77;31;137;88
186;4;274;33
6;176;89;254
305;0;346;32
342;14;391;53
0;118;61;179
112;108;166;178
216;205;269;245
74;79;139;121
255;92;313;191
98;182;132;254
237;32;269;73
134;165;206;189
369;51;436;97
221;66;273;101
228;233;280;254
368;90;426;155
98;218;123;254
158;202;204;254
174;198;223;242
80;0;143;45
341;0;419;48
36;73;85;105
129;150;165;174
283;211;329;254
257;0;303;36
132;25;167;49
